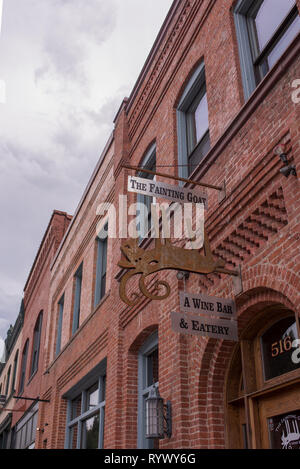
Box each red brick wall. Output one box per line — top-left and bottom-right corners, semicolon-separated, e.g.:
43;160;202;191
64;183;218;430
12;212;71;430
37;0;300;449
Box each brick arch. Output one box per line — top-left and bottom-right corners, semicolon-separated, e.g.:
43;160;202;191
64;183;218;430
241;263;300;311
190;278;299;448
173;56;205;109
128;323;158;354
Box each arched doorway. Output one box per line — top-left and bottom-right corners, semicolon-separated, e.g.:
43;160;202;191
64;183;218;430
226;305;300;449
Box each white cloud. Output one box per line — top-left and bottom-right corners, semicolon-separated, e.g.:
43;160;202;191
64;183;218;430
0;0;173;334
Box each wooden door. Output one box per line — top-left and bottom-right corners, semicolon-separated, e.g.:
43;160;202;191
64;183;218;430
258;385;300;449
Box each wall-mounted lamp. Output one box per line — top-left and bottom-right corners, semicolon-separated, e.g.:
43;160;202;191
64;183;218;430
274;144;297;178
145;385;172;440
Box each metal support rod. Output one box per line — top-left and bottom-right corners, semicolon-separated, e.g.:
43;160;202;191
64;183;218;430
122;164;223;191
13;396;50;403
216;266;239;277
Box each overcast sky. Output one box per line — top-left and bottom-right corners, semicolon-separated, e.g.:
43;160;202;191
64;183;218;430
0;0;173;340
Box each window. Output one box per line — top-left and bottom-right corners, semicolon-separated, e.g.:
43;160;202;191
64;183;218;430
14;403;38;449
11;350;19;393
30;311;43;376
94;225;108;307
65;361;106;449
19;339;29;394
137;143;156;240
226;311;300;449
56;295;65;356
176;62;210;178
5;365;11;396
234;0;300;100
261;316;299;381
138;332;159;449
72;263;83;335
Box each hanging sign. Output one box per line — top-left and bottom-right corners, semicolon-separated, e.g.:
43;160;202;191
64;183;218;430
118;229;232;306
171;311;238;341
180;291;236;319
128;175;208;208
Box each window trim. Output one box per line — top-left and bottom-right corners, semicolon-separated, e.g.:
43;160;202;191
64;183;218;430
72;263;83;335
137;143;156;241
94;225;108;308
176;61;209;180
19;339;29;395
11;350;19;393
137;331;158;449
5;365;11;396
234;0;299;100
64;360;106;449
30;311;43;377
259;315;299;383
14;402;38;449
56;294;65;357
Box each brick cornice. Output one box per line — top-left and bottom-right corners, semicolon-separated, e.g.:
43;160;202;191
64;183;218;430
126;0;215;149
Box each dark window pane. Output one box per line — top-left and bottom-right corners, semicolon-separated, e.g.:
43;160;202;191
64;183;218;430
268;411;300;449
188;130;210;174
31;313;43;375
56;296;64;356
95;234;107;306
146;348;159;388
137;152;156;240
261;317;300;380
19;340;29;394
242;424;248;449
254;0;295;51
81;414;100;449
101;375;106;402
5;366;11;395
101;272;106;300
73;263;83;333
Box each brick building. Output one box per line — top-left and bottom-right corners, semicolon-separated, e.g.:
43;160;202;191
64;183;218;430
0;301;24;448
0;211;71;449
3;0;300;449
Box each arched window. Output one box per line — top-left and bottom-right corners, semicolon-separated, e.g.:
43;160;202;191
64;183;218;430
137;332;159;449
226;310;300;449
19;339;29;394
5;365;11;396
136;143;156;240
176;62;210;178
11;350;19;393
30;311;43;376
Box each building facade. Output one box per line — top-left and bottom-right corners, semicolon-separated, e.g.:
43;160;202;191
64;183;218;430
3;0;300;450
0;302;24;449
0;211;72;449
